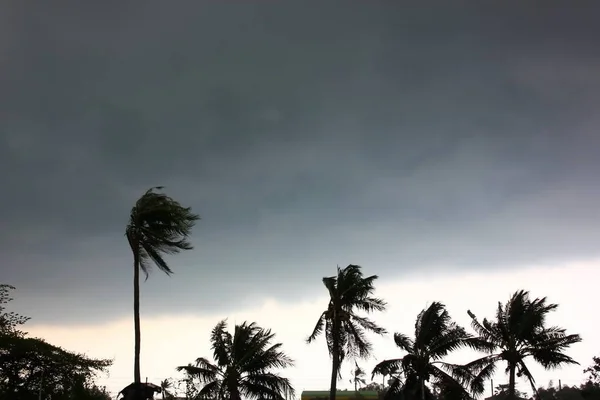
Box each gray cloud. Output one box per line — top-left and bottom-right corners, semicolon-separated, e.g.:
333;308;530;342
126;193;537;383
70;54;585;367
1;1;600;323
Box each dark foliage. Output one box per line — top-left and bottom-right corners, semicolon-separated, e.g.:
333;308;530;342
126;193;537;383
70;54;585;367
177;320;295;400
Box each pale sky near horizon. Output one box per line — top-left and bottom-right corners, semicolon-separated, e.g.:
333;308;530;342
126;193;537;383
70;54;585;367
25;261;598;399
2;2;600;399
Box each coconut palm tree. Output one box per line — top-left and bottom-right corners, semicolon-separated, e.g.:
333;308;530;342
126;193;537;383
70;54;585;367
351;361;367;392
466;290;582;399
126;186;199;399
307;264;387;400
372;302;480;400
177;320;295;400
160;378;174;400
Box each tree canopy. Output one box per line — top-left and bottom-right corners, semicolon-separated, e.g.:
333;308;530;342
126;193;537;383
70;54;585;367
0;285;112;400
177;320;295;400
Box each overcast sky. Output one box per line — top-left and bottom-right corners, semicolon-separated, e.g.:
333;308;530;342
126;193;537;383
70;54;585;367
1;1;600;396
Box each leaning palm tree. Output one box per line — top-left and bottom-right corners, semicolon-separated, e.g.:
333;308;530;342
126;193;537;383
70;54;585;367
307;264;387;400
466;290;582;400
177;320;295;400
372;302;479;400
126;186;200;399
351;361;367;391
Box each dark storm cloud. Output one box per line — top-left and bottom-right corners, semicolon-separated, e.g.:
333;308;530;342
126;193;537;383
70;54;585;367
1;1;599;323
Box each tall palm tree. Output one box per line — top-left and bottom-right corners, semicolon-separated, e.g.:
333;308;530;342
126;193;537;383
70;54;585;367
177;320;295;400
307;265;387;400
466;290;582;399
372;302;480;400
126;186;199;399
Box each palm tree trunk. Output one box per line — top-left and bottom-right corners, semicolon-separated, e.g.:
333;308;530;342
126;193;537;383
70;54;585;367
133;250;142;400
420;378;425;400
508;363;516;400
330;317;340;400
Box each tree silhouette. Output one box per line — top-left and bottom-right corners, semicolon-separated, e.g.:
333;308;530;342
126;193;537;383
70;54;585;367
307;265;387;400
177;320;295;400
126;186;199;399
466;290;582;399
351;361;367;391
373;302;479;400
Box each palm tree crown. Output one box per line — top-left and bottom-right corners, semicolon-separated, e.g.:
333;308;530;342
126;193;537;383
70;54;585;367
126;186;200;279
373;302;479;400
466;290;582;398
307;264;387;400
177;320;295;400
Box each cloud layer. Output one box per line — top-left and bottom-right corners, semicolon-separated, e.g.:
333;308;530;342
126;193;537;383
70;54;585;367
1;2;599;322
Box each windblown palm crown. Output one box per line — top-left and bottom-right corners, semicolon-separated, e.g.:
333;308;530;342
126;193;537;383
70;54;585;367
126;186;200;279
466;290;582;398
373;302;481;400
178;320;295;400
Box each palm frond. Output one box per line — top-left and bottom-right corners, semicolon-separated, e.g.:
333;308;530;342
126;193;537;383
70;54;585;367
241;372;296;400
210;320;232;368
467;310;501;349
428;325;470;360
342;320;372;359
126;186;199;278
176;361;219;383
516;359;539;397
467;360;497;395
354;296;387;313
372;358;404;378
350;314;387;336
429;364;472;400
392;332;414;353
307;311;326;343
198;380;221;398
414;302;449;351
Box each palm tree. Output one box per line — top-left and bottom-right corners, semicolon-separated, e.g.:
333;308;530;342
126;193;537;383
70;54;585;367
177;320;295;400
126;186;199;399
351;361;367;391
160;378;174;400
372;302;479;400
307;264;387;400
466;290;582;399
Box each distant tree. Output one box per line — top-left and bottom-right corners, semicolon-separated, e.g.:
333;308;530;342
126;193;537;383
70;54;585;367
0;285;112;400
361;382;385;392
581;356;600;399
175;368;200;400
466;290;582;400
584;356;600;384
177;320;295;400
126;187;199;399
351;361;367;391
160;378;175;399
373;302;479;400
307;265;387;400
492;383;526;400
69;381;112;400
0;284;29;337
534;381;592;400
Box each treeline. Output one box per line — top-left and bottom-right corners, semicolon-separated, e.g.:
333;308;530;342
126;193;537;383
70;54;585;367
3;188;596;400
167;264;594;400
0;284;112;400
